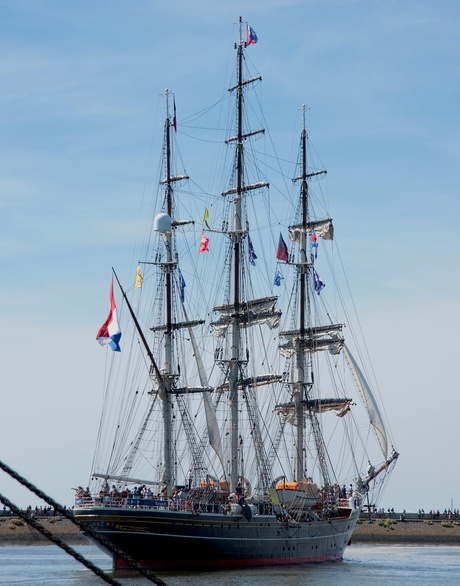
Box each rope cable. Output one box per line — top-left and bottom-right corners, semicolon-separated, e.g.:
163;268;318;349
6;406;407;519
0;492;124;586
0;459;167;586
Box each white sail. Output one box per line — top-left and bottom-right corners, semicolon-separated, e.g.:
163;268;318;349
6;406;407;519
182;305;225;471
343;344;388;458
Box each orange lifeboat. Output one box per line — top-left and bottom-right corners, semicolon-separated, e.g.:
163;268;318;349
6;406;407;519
275;478;319;508
200;479;216;488
276;478;316;491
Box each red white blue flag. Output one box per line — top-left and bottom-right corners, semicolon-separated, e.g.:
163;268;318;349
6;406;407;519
311;230;318;258
276;232;289;262
246;25;258;45
96;277;122;352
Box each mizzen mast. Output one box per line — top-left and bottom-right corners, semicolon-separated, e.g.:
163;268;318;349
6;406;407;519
294;105;309;482
279;106;338;486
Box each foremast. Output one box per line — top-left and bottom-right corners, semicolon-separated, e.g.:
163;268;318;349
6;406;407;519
151;89;196;498
162;89;174;496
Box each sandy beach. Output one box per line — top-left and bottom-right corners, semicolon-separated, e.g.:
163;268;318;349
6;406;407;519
0;516;87;545
1;515;460;546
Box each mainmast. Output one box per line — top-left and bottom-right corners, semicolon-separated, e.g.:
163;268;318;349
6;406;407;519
226;18;267;492
227;22;243;494
210;18;282;493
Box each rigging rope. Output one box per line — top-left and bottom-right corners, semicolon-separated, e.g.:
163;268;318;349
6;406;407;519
0;458;168;586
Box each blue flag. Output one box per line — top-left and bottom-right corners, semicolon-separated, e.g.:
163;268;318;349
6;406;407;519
248;235;257;266
178;268;186;302
313;268;325;295
273;268;284;287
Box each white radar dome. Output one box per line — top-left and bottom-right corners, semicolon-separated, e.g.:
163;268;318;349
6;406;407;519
154;212;171;232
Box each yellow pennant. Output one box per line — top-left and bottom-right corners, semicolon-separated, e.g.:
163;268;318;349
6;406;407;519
134;265;143;289
203;207;210;229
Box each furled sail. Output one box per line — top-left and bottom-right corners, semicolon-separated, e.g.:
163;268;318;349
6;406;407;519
211;296;281;337
275;398;353;426
216;373;283;393
289;219;334;243
278;324;344;357
343;344;388;458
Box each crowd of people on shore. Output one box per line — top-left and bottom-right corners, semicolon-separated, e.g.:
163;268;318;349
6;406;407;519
417;509;460;519
1;505;59;517
362;506;460;520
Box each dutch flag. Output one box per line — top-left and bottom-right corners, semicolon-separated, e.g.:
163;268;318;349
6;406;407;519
96;276;122;352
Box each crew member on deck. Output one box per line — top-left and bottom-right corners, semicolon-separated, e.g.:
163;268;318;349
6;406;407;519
236;482;243;502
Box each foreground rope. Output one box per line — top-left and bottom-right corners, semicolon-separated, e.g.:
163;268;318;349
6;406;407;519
0;459;167;586
0;492;125;586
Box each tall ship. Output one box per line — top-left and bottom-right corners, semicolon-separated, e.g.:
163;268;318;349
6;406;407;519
73;18;398;571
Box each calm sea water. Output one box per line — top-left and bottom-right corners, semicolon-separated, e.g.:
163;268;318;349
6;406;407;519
0;544;459;585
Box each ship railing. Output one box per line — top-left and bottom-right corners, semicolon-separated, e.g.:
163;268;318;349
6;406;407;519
74;495;224;512
74;496;169;509
75;495;272;515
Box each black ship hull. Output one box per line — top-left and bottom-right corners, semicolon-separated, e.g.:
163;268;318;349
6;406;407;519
73;505;360;570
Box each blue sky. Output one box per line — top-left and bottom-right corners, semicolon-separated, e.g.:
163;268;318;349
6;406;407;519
1;0;459;513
